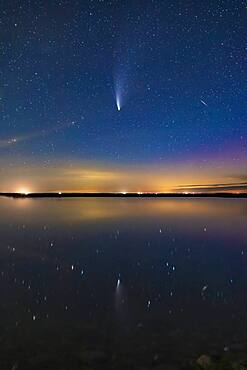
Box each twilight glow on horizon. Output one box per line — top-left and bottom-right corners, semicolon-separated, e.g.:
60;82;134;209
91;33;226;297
0;1;246;193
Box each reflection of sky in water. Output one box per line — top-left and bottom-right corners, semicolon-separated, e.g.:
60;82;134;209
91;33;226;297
0;198;247;368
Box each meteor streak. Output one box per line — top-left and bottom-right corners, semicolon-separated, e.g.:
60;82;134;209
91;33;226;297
200;99;208;107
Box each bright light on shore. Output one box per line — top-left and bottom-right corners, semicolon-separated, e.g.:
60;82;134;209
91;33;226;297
17;187;31;195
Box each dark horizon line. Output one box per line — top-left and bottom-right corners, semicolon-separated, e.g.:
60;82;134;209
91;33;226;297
0;192;246;199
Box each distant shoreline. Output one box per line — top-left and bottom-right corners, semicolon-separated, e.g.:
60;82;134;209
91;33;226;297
0;192;246;198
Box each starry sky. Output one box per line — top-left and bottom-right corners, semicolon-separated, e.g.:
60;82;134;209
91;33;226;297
0;0;246;193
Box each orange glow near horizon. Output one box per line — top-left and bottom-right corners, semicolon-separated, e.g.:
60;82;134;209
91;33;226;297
0;156;245;194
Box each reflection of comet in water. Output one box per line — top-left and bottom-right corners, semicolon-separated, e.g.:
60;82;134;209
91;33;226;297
115;276;123;306
115;275;127;321
117;278;121;288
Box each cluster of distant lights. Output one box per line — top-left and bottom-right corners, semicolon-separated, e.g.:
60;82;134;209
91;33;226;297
14;190;209;195
13;190;241;195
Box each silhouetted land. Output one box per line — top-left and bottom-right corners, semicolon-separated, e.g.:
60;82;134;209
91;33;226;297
0;192;246;198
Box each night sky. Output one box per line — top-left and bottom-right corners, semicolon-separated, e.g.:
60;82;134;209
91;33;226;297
0;0;246;193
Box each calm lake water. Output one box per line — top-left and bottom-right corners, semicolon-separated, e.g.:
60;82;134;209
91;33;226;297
0;197;247;370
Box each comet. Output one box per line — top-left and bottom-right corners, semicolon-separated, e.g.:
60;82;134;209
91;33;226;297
116;95;121;111
113;72;124;111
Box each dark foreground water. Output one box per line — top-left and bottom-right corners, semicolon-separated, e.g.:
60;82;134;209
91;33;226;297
0;197;247;370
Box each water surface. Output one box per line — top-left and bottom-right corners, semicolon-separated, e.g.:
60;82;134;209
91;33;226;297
0;197;247;369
